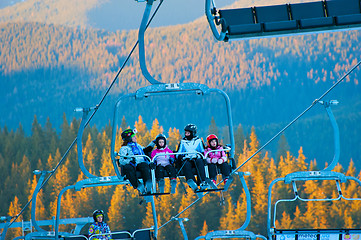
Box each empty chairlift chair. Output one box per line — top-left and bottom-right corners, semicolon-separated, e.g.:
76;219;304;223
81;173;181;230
290;1;333;29
218;8;261;39
254;4;297;32
325;0;361;25
206;0;361;41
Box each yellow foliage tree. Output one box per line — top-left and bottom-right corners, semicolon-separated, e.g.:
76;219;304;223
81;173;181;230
108;185;127;230
27;175;47;220
7;196;23;239
200;220;208;237
150;118;164;139
167;127;181;150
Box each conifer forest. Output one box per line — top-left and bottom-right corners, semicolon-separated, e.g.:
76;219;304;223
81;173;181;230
1;115;360;240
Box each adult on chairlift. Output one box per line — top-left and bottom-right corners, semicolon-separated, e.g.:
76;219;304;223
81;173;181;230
117;129;155;195
151;134;177;194
176;124;208;191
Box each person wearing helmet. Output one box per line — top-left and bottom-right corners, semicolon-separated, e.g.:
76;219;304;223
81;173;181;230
205;134;232;187
88;210;112;240
176;124;207;192
151;134;177;194
117;128;157;195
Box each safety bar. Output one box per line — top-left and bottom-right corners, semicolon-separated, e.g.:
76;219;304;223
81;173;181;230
196;230;267;240
88;227;154;240
267;172;361;239
110;83;235;176
54;181;158;239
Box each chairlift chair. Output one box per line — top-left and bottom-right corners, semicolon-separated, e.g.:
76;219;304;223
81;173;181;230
267;100;361;240
206;0;361;41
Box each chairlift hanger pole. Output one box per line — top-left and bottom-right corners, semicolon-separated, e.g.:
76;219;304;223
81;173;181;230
138;0;163;84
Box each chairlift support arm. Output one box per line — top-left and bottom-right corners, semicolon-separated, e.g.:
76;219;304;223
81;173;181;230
138;0;162;84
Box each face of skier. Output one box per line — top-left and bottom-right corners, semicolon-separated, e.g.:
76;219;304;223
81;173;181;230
185;131;191;137
210;139;217;147
96;215;103;222
131;135;137;143
158;139;165;147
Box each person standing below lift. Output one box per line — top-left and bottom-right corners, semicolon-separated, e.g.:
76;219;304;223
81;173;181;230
204;134;233;190
88;210;112;240
176;124;208;191
117;129;156;195
151;134;177;194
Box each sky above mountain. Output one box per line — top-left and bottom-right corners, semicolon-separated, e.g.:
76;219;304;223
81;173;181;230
0;0;311;31
0;0;239;31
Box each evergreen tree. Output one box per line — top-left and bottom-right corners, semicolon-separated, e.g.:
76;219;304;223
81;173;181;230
44;117;58;156
208;117;219;137
30;115;46;167
120;116;128;131
234;123;245;155
276;134;290;163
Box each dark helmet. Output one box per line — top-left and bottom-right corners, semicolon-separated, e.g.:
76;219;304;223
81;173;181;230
184;124;197;136
121;129;136;142
93;209;104;222
155;134;167;149
206;134;218;145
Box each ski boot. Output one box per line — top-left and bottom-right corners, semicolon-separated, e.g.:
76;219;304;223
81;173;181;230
170;178;177;194
158;179;165;193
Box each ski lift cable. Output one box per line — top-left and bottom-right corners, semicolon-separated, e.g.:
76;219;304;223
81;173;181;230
233;59;361;173
7;0;165;228
159;193;204;230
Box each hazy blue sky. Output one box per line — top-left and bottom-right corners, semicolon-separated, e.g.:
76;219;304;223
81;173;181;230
0;0;237;31
88;0;237;31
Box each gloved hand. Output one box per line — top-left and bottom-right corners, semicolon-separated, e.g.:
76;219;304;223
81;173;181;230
211;158;218;164
149;162;156;169
217;158;224;164
129;157;136;167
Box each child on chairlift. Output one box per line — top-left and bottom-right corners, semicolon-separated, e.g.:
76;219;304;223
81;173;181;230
89;210;112;240
204;134;232;187
151;134;177;194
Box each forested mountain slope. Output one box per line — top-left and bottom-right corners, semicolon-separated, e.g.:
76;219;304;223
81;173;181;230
1;14;360;169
